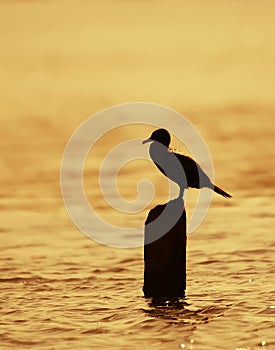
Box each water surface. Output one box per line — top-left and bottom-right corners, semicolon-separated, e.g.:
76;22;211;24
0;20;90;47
0;1;275;349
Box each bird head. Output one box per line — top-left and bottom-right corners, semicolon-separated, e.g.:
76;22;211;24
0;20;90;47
142;128;171;147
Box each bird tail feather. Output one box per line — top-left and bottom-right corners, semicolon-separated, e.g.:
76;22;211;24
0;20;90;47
214;185;232;199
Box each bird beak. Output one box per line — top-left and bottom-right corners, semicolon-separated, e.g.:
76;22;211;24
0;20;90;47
142;138;151;144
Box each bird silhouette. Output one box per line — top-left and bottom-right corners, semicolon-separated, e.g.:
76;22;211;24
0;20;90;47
142;128;232;199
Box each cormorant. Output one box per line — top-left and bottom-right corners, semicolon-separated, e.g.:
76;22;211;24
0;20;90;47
142;128;232;199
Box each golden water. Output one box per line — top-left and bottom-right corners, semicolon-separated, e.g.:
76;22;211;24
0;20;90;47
1;1;274;349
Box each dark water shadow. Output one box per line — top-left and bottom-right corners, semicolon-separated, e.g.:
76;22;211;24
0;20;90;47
141;296;225;325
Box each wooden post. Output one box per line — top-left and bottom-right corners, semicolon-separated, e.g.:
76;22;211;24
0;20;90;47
143;198;186;299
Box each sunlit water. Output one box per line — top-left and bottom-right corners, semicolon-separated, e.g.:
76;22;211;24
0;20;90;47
1;110;274;350
1;1;275;349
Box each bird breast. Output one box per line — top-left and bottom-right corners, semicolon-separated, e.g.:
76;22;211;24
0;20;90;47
149;142;188;188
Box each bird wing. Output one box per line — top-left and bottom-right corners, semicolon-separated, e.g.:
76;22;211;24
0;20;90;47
173;152;211;189
149;142;211;189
